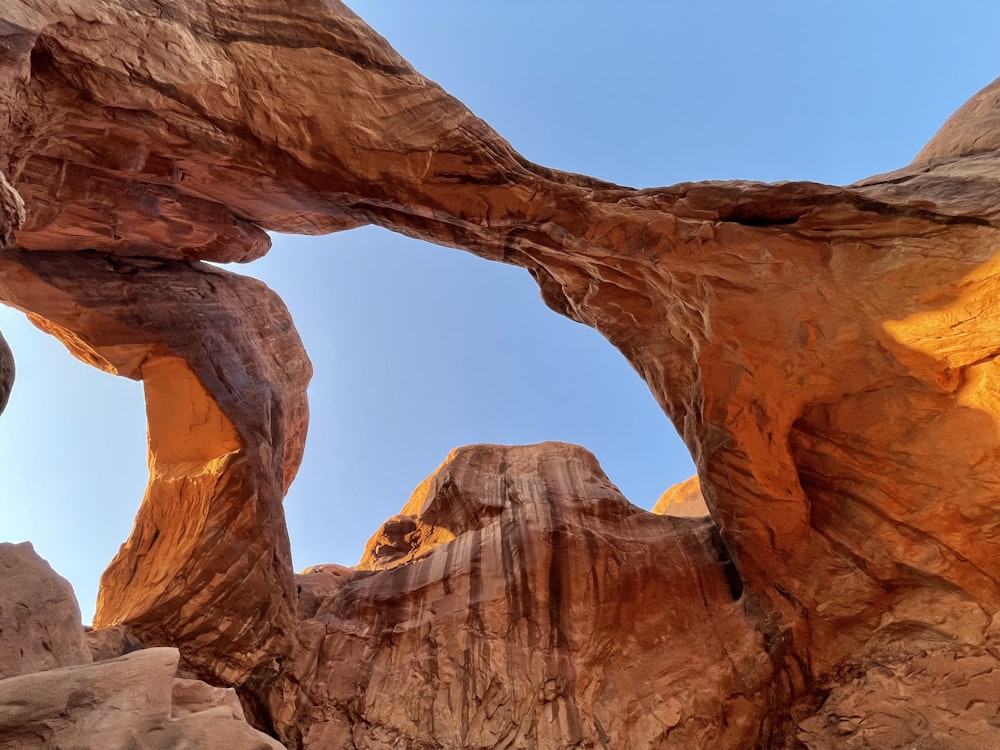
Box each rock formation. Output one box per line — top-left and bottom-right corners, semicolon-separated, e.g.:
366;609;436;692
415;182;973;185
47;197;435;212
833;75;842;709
0;329;12;425
0;171;17;416
0;542;91;680
652;475;708;518
279;443;760;748
2;1;1000;747
0;249;310;686
0;543;287;750
0;648;290;750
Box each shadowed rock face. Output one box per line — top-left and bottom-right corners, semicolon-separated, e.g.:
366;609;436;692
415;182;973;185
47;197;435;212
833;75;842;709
282;443;763;749
0;542;91;679
0;170;20;415
0;544;289;750
3;1;1000;747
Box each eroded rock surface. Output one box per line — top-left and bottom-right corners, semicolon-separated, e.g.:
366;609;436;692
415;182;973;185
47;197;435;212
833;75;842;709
2;1;1000;747
0;647;288;750
0;171;18;415
0;250;311;686
0;541;288;750
797;621;1000;749
276;443;763;749
0;542;91;679
86;624;146;663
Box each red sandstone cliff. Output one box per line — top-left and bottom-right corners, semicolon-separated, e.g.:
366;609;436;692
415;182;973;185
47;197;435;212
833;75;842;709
282;443;760;748
3;1;1000;747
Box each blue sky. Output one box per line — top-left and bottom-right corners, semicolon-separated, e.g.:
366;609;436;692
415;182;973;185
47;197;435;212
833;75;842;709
2;3;998;623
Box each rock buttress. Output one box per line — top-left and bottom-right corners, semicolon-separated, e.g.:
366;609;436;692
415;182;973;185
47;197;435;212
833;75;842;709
0;250;311;688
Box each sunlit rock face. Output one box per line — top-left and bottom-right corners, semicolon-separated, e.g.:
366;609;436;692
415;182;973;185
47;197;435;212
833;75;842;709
3;0;1000;747
0;250;311;686
652;475;709;518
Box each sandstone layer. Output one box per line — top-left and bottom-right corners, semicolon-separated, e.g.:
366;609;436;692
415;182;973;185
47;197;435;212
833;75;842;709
2;1;1000;748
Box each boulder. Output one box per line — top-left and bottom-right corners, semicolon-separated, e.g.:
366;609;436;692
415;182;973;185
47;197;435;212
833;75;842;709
86;624;145;662
0;647;287;750
0;542;90;679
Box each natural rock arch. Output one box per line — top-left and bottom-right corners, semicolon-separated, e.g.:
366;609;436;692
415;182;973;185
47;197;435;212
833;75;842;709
3;1;1000;747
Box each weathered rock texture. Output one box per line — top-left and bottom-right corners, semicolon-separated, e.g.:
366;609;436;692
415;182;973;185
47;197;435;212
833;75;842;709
0;647;290;750
0;544;287;750
86;623;146;663
0;330;11;418
797;635;1000;749
3;1;1000;748
0;542;91;679
0;167;17;413
0;250;310;686
279;443;760;749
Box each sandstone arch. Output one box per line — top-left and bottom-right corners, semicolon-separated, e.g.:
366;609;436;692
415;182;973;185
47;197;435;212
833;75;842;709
3;1;1000;747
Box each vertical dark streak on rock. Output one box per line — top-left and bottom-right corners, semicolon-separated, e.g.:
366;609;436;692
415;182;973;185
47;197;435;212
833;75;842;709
500;506;522;632
441;537;456;597
581;527;602;604
546;524;566;650
540;476;567;656
461;527;488;742
498;454;523;635
513;489;538;646
541;490;585;741
422;613;439;739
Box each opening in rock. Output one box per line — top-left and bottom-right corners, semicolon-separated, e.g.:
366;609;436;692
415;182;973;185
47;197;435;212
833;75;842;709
244;227;698;573
0;227;698;624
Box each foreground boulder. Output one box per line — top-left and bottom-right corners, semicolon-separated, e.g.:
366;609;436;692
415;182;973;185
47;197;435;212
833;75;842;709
0;648;287;750
0;542;90;679
0;544;287;750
